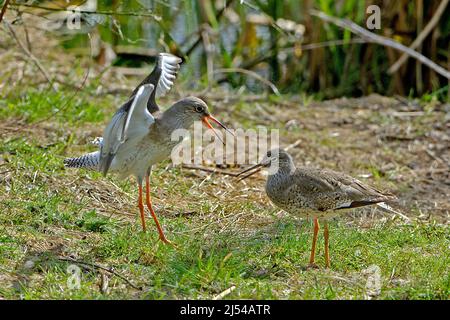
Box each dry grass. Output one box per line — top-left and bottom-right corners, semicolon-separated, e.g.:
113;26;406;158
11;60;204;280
0;25;449;299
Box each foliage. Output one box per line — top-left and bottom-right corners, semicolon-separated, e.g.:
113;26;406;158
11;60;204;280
0;87;449;299
88;0;449;99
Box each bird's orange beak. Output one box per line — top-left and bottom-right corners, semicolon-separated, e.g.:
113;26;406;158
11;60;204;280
202;115;234;145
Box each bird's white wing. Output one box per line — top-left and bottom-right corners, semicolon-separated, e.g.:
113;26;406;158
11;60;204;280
155;53;182;97
99;84;155;175
128;53;182;113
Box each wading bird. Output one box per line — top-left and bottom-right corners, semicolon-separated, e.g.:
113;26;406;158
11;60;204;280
65;53;231;244
237;148;396;268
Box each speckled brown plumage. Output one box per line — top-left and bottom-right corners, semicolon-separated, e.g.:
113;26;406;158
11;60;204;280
238;148;397;268
266;164;395;219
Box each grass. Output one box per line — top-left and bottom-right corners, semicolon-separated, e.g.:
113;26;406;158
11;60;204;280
0;88;449;300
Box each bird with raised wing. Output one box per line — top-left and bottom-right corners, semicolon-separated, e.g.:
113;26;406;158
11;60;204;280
237;148;397;268
65;53;231;244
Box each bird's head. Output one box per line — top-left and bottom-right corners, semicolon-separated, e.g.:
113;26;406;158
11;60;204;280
168;96;232;143
236;148;295;181
260;148;293;167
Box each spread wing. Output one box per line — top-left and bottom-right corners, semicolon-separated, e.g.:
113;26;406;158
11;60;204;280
99;84;155;176
286;168;396;211
129;53;182;113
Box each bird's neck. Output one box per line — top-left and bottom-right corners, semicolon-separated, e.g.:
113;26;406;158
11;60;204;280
268;161;296;182
266;161;295;202
278;160;296;174
160;108;193;132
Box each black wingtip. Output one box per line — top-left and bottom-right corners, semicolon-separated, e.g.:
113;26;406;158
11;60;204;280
100;153;114;177
336;198;392;210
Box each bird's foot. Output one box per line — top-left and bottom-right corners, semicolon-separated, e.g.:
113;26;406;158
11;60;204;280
159;235;178;248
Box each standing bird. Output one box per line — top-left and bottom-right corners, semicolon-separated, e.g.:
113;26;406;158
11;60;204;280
237;149;397;268
65;53;231;244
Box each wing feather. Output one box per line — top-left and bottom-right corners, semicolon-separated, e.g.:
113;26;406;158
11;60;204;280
129;53;182;113
155;53;181;97
99;84;155;176
286;168;395;211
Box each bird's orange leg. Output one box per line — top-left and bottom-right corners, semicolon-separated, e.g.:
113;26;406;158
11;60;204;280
137;184;147;232
324;220;330;268
309;218;320;268
145;175;173;245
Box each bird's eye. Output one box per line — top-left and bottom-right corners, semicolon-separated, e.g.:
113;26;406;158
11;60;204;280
195;106;204;113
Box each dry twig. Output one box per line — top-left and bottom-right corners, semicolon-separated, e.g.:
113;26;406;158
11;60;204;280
8;2;161;20
388;0;449;74
310;10;450;80
3;20;57;91
212;285;236;300
182;164;240;177
58;257;142;291
31;33;93;126
214;68;281;96
0;0;10;24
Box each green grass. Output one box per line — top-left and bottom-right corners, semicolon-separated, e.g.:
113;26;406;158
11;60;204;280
0;88;449;300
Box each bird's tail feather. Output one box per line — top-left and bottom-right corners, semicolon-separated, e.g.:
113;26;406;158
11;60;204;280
64;151;100;170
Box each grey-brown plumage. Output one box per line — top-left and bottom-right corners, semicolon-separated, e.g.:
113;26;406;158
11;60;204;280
98;53;182;176
264;150;395;218
64;53;231;245
64;95;219;179
237;148;397;268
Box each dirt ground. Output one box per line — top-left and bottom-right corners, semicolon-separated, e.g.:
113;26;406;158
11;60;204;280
207;93;450;224
2;92;449;225
1;23;448;226
1;13;449;300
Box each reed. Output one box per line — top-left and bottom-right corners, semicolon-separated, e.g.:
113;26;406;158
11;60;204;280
5;0;450;100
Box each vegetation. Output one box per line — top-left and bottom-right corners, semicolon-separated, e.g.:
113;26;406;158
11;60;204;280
0;0;449;300
0;86;448;299
3;0;449;99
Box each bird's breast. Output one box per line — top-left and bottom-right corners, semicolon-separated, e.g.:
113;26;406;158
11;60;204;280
109;133;177;178
265;175;340;219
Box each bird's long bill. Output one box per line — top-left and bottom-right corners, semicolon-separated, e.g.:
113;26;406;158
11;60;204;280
236;163;263;181
202;115;233;145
